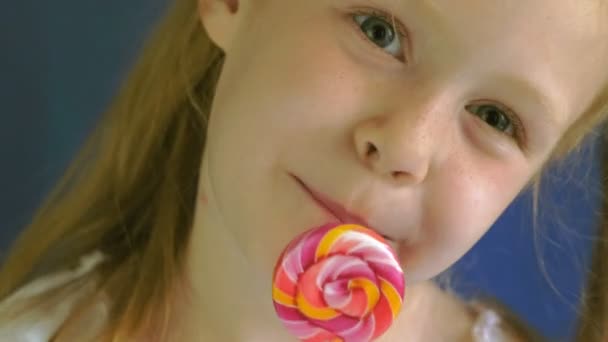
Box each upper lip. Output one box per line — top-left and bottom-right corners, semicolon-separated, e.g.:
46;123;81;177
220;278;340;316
292;174;394;241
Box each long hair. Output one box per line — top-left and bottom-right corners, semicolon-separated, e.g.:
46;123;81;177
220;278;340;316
0;0;222;339
574;129;608;342
0;0;607;340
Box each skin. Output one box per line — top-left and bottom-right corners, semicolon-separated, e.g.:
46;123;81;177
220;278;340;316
178;0;608;340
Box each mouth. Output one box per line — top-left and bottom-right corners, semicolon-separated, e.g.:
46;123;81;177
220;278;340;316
290;173;395;243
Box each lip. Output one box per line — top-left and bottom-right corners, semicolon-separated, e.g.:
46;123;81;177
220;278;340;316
291;174;394;242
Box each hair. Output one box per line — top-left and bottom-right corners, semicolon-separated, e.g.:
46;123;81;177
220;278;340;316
574;138;608;342
1;0;607;340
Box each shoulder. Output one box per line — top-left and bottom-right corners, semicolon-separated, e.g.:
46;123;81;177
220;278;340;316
0;251;108;342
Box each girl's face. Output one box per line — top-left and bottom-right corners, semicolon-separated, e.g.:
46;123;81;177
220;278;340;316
196;0;607;284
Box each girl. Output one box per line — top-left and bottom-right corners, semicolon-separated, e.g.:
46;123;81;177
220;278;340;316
1;0;607;340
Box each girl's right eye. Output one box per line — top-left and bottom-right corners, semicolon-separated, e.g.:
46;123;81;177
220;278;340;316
352;9;409;62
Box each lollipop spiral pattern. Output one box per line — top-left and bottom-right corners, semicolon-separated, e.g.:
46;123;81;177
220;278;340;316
272;223;405;342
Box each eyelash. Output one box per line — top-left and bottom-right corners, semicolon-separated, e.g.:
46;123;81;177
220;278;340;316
466;102;527;147
350;7;410;62
348;7;527;149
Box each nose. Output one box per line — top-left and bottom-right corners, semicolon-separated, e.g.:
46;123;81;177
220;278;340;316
354;106;444;187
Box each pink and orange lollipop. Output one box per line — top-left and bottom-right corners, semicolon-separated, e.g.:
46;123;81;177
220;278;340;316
272;223;405;341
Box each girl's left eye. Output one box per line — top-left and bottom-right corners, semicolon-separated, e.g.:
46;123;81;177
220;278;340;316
352;10;408;62
465;103;526;144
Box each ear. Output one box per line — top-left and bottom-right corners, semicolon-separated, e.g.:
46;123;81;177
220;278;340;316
198;0;243;52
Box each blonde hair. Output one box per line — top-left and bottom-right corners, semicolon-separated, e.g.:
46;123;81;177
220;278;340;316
0;0;607;340
575;151;608;342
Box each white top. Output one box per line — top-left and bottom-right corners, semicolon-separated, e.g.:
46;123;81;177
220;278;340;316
472;309;509;342
0;251;508;341
0;251;107;342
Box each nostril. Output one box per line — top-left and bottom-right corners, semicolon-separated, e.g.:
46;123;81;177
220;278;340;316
366;142;378;156
392;171;407;179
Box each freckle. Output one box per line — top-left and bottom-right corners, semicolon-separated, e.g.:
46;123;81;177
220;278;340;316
198;192;208;205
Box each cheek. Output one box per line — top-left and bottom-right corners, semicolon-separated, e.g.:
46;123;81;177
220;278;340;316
199;11;377;265
211;28;373;154
406;155;532;282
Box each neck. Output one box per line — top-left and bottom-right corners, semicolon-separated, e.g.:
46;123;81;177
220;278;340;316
177;196;293;341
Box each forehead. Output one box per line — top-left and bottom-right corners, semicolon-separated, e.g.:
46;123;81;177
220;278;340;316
416;0;603;30
406;0;608;126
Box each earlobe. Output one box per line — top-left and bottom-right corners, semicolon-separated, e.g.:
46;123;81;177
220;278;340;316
198;0;241;51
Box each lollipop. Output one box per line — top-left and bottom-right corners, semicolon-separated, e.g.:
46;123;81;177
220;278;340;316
272;223;405;342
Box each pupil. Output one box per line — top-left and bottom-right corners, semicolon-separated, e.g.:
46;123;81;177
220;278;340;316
373;26;387;40
363;18;394;47
482;107;510;131
487;110;500;126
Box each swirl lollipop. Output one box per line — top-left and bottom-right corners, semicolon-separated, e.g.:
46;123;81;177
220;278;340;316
272;223;405;342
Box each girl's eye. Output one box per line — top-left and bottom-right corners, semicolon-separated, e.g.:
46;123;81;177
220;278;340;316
352;10;407;62
466;103;525;143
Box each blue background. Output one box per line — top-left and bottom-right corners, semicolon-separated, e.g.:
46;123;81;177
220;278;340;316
1;1;601;340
